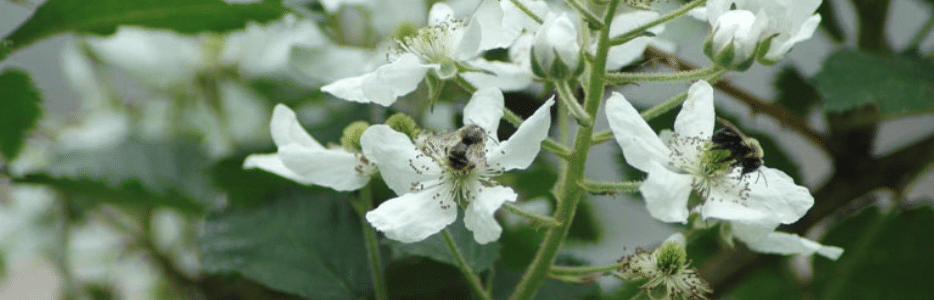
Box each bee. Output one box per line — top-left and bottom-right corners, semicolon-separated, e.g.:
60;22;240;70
445;125;487;171
710;117;764;177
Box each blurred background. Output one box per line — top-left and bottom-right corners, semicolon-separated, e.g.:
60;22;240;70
1;0;933;299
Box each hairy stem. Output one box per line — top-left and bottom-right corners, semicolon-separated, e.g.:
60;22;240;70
605;66;724;84
503;203;562;227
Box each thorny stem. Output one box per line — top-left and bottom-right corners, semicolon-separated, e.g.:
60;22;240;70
509;0;544;24
509;1;620;299
566;0;604;29
581;180;642;194
355;185;388;300
556;79;593;127
605;66;724;84
643;45;829;153
442;229;492;300
502;203;562;227
608;0;708;46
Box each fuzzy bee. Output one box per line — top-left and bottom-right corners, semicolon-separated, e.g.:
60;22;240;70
444;125;487;171
710;117;764;177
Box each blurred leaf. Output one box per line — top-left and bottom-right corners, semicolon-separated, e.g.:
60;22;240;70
817;1;846;43
774;66;821;116
387;217;500;273
384;257;473;300
728;260;800;300
0;69;42;160
497;226;546;269
813;205;934;300
200;189;372;300
498;158;557;200
209;153;302;207
18;139;211;213
0;0;288;61
814;50;934;116
491;269;600;300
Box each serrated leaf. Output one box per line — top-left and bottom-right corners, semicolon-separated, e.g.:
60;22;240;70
774;66;821;116
0;69;42;160
813;206;934;300
200;190;372;300
19;139;212;213
814;50;934;116
0;0;288;61
386;217;500;272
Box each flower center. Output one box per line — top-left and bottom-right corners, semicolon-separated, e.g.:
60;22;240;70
665;133;750;203
396;19;464;66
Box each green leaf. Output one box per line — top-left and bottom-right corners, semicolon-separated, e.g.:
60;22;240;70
813;206;934;300
728;260;800;300
0;0;288;61
774;66;821;116
491;269;600;300
814;50;934;116
386;217;500;273
209;153;302;207
17;139;211;213
0;69;42;160
200;189;372;300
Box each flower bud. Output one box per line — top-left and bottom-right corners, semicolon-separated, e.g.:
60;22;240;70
385;113;420;139
704;10;763;71
530;14;583;80
341;121;371;151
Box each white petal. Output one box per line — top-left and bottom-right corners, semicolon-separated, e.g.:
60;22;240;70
733;223;843;260
487;97;554;171
745;167;814;224
243;153;307;184
605;92;670;172
463;87;504;138
428;3;455;26
270;104;324;149
764;14;821;61
464;184;517;244
277;145;370;191
321;53;433;106
470;0;509;52
639;160;693;223
460;59;534;92
366;185;458;243
606;11;663;70
360;125;442;195
674;80;715;139
291;45;372;86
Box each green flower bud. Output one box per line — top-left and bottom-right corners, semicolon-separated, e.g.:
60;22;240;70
386;113;420;139
340;121;370;151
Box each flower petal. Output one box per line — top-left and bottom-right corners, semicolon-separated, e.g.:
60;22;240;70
366;185;458;243
270;104;323;149
470;0;509;53
764;14;821;61
487;97;554;171
606;11;663;70
746;167;814;223
321;53;433;106
605;92;670;172
360;125;442;195
639;160;693;223
460;59;533;92
732;223;843;260
463;87;504;139
242;153;307;184
673;80;715;139
277;145;370;191
463;184;517;244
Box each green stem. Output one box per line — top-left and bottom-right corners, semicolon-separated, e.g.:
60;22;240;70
442;230;492;300
591;129;614;145
455;74;478;93
509;0;544;24
508;1;620;299
502;203;562;227
907;10;934;51
503;107;523;127
356;185;388;300
581;180;642;194
549;261;625;275
542;138;573;159
555;79;593;127
608;0;708;46
566;0;604;29
605;66;723;84
639;68;728;121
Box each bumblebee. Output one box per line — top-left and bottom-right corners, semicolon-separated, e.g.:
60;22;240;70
710;117;763;177
446;125;486;171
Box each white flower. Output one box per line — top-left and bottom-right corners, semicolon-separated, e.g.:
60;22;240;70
605;10;667;71
704;0;822;63
606;80;842;259
531;13;582;79
618;233;712;300
361;87;554;244
243;104;375;191
705;10;766;69
321;0;508;106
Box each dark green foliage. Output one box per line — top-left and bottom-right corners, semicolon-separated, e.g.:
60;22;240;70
774;66;821;116
387;217;501;273
0;0;288;61
0;69;42;160
814;50;934;116
200;190;373;300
